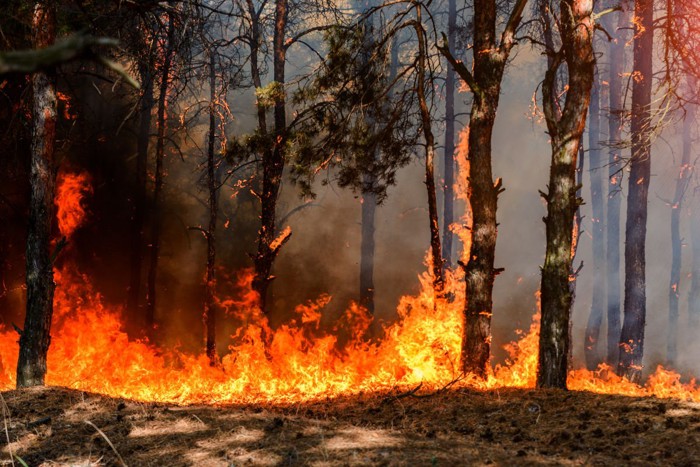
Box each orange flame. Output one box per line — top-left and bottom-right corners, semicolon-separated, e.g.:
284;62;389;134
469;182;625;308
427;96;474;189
55;172;92;238
2;171;700;405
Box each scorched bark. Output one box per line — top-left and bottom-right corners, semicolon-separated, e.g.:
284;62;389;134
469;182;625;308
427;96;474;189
438;0;528;377
17;0;58;388
537;0;595;389
618;0;653;382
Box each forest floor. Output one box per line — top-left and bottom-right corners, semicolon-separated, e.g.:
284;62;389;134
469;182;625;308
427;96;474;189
1;386;699;466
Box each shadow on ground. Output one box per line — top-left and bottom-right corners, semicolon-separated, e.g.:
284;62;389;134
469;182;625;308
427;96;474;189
1;386;700;466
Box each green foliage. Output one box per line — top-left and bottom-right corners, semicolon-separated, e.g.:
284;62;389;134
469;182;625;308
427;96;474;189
224;130;271;164
255;81;286;110
288;23;418;202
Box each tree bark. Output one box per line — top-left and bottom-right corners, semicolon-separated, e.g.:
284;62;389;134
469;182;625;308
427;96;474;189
537;0;595;389
357;4;380;316
204;51;219;365
253;0;288;313
127;57;154;325
584;67;605;370
251;0;289;315
618;0;653;382
605;3;630;366
413;8;444;295
145;13;176;336
441;0;457;270
690;164;700;332
666;80;695;364
438;0;527;378
17;0;58;388
687;89;700;333
359;188;376;314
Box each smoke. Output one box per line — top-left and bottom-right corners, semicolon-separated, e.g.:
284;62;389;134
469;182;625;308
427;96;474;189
0;13;698;381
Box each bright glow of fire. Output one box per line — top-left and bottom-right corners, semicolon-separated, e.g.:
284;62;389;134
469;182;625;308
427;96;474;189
1;173;700;405
55;171;92;238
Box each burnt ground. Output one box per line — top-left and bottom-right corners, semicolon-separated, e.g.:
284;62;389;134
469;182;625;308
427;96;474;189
1;386;699;466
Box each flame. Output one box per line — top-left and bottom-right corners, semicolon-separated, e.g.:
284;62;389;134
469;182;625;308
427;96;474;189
55;172;92;238
450;125;472;261
3;171;700;405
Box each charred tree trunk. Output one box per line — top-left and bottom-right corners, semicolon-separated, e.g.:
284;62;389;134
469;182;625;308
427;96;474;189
17;1;57;388
667;82;695;364
537;0;595;389
145;14;176;336
204;52;219;365
690;175;700;332
359;187;376;314
584;67;605;370
251;0;289;315
413;9;444;294
441;0;457;270
460;96;500;377
438;0;527;378
357;6;380;316
246;0;269;140
618;0;653;382
127;58;154;323
605;4;629;366
687;88;700;332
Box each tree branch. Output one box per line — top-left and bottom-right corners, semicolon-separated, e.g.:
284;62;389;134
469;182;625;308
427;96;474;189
0;34;139;89
437;33;482;97
500;0;529;53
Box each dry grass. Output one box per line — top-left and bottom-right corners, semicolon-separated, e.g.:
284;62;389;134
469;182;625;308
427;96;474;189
1;386;700;466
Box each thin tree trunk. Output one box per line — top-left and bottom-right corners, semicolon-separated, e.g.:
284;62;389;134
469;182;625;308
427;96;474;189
359;187;376;314
584;67;605;370
145;14;176;336
413;9;444;294
441;0;457;270
358;5;380;316
537;0;595;389
667;81;695;364
127;58;154;324
252;0;289;315
246;0;269;139
204;52;218;364
605;4;629;366
618;0;653;382
17;1;57;388
689;165;700;332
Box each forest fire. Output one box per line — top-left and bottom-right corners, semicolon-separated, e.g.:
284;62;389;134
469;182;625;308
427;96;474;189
4;0;700;462
0;173;699;405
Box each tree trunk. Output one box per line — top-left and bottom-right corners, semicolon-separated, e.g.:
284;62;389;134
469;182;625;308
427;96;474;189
689;166;700;332
461;96;499;377
251;0;289;315
605;4;630;366
413;7;443;295
584;67;605;370
537;0;595;389
441;0;457;270
618;0;653;382
17;1;57;388
687;86;700;332
359;187;376;314
145;13;176;336
204;52;218;365
127;58;154;325
667;80;695;364
438;0;527;378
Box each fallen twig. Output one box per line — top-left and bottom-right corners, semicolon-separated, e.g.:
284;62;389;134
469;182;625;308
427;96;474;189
84;420;127;467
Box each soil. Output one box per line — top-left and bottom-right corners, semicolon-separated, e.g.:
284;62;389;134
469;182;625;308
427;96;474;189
1;386;699;466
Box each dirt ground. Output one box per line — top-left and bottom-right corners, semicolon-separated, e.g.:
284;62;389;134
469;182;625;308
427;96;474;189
1;386;699;466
